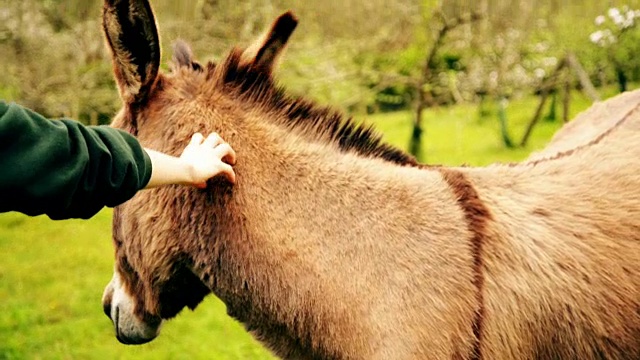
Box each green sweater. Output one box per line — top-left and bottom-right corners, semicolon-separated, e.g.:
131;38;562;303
0;102;152;220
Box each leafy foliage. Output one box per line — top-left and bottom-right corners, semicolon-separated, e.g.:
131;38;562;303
589;5;640;91
1;0;639;123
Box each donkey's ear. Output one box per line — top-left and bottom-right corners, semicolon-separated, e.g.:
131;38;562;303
102;0;160;104
242;11;298;70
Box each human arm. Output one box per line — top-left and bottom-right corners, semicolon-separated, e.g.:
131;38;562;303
0;101;153;219
0;101;235;220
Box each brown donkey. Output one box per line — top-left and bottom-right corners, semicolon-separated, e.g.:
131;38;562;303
100;1;640;359
528;89;640;162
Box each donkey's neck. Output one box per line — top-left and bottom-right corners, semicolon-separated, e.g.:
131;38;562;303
191;121;481;358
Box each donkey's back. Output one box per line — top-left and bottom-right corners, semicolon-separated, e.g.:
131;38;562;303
529;89;640;161
469;114;640;359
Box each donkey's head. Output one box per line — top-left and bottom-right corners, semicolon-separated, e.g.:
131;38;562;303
100;0;301;345
100;0;416;345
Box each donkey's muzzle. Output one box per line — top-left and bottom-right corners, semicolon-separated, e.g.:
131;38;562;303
102;271;163;345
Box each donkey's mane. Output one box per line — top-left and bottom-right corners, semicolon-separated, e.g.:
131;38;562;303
173;36;633;171
205;48;420;167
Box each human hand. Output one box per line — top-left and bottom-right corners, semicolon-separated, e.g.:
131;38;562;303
180;132;237;188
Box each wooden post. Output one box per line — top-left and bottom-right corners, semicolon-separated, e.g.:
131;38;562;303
520;87;551;147
566;52;600;102
520;58;567;147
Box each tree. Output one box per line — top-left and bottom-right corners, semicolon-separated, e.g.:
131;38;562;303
589;6;640;93
408;5;483;160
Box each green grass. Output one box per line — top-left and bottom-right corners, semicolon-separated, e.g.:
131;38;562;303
0;89;616;359
0;211;274;360
366;90;604;166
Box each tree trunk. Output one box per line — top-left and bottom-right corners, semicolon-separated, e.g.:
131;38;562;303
408;24;445;160
544;91;557;122
616;67;628;93
498;97;514;148
562;79;571;123
520;87;551;147
408;119;423;159
520;57;567;146
408;11;483;160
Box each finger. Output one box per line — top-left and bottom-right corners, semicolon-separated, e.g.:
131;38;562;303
223;147;237;165
214;143;237;165
190;132;204;146
193;181;207;189
203;132;223;148
219;163;236;184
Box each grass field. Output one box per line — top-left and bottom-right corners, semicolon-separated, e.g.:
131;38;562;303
0;90;616;359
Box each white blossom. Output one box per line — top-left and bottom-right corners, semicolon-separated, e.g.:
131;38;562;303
612;13;625;26
608;7;621;19
534;68;546;79
589;28;618;47
590;30;604;44
603;29;616;44
595;15;606;25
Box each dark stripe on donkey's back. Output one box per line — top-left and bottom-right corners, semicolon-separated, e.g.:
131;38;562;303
438;168;493;360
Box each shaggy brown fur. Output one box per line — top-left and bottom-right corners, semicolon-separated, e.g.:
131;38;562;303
102;1;640;359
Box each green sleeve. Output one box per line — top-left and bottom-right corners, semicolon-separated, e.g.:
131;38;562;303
0;101;152;220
